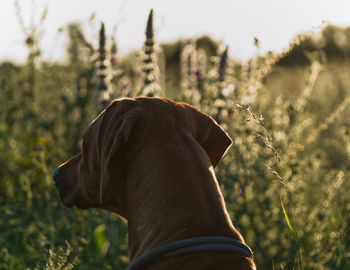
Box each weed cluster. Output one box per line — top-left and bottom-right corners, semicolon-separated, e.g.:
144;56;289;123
0;8;349;270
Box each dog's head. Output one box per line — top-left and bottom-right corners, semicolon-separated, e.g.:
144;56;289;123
53;97;232;218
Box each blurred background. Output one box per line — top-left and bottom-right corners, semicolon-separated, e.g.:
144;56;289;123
0;0;350;269
2;0;350;62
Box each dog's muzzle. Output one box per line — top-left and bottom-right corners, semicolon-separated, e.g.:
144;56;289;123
52;166;91;209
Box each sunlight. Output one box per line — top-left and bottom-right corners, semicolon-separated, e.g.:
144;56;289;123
2;0;350;61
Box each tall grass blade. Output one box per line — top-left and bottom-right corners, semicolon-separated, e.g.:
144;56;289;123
280;194;303;270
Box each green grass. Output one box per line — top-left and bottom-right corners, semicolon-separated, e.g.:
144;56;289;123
0;15;350;269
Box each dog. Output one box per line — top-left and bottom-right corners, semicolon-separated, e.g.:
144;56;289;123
53;97;256;269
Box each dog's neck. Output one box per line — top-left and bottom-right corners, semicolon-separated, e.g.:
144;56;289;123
123;138;243;262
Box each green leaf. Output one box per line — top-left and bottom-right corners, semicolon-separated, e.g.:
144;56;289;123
280;194;298;243
94;224;110;255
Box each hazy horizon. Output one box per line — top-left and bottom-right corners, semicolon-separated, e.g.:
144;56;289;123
2;0;350;62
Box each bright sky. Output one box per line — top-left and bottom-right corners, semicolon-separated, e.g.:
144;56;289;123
1;0;350;62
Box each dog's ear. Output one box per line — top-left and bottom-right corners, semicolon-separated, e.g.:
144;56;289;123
185;105;232;168
99;104;144;204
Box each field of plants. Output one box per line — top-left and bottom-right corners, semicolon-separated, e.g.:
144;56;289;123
0;9;349;270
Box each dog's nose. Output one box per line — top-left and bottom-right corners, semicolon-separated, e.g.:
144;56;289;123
52;167;60;182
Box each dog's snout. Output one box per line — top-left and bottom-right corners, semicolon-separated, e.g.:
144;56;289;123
52;167;60;182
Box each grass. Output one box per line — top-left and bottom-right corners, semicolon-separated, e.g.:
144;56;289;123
0;9;350;270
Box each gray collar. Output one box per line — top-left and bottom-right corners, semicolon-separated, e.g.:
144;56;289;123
126;236;253;270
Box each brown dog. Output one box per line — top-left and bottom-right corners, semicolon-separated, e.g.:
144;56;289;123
53;97;256;269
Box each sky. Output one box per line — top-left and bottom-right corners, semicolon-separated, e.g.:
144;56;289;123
1;0;350;62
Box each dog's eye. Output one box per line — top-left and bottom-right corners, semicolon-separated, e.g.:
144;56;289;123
81;141;89;165
82;140;87;150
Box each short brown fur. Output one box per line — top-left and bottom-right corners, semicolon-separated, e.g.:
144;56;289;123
53;97;256;269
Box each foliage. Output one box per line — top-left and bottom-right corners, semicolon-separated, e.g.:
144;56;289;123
1;8;350;270
277;24;350;66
